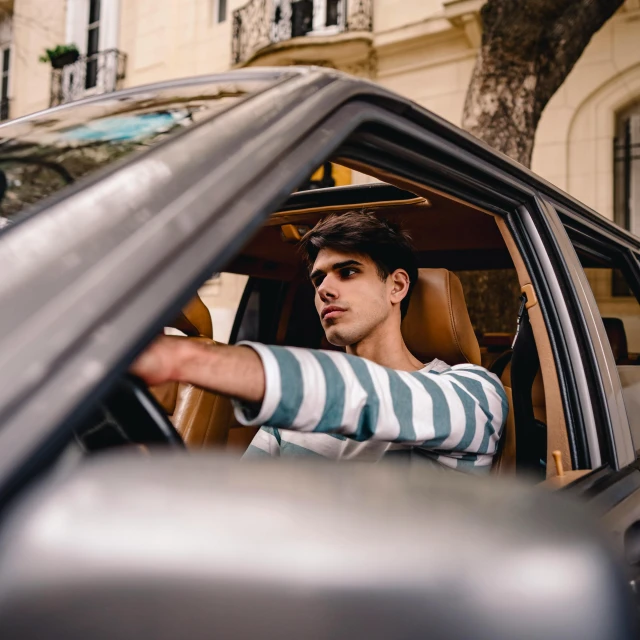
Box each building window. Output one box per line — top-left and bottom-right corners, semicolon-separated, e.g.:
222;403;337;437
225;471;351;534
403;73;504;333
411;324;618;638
0;48;9;120
287;0;344;37
613;102;640;295
614;102;640;235
314;0;344;33
85;0;101;89
217;0;227;22
292;0;313;37
326;0;340;26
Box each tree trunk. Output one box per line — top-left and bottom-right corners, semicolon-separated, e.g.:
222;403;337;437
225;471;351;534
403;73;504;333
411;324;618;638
462;0;624;167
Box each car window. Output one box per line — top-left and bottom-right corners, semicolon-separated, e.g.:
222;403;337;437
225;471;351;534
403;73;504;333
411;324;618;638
198;273;249;344
582;266;640;359
455;269;521;369
575;250;640;449
0;78;271;229
230;277;288;345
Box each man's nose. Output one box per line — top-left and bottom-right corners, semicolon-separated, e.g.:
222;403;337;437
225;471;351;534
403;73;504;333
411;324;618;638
318;276;337;301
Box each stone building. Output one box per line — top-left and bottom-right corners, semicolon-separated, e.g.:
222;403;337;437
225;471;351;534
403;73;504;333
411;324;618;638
1;0;639;339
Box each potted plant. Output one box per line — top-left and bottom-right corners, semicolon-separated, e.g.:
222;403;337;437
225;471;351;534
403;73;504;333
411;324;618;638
39;44;80;69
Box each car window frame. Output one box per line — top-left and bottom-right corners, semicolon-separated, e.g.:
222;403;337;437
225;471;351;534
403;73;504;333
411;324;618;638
0;70;357;505
554;205;640;470
337;119;605;470
571;227;640;457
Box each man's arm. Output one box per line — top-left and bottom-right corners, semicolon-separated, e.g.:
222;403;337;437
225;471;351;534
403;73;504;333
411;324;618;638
228;343;507;462
131;336;265;403
133;338;507;463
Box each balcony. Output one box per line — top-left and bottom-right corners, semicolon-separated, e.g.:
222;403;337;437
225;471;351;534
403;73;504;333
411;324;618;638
50;48;127;107
232;0;373;71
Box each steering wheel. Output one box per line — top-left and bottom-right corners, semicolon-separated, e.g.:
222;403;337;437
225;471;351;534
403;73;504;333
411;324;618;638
76;375;185;451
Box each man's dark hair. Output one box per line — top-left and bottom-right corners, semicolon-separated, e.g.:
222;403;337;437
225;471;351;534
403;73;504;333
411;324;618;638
299;210;418;318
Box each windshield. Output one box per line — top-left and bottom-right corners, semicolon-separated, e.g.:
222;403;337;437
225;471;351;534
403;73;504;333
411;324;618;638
0;78;272;229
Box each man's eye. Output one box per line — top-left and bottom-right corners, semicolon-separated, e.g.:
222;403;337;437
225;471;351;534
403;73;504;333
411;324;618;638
341;268;357;278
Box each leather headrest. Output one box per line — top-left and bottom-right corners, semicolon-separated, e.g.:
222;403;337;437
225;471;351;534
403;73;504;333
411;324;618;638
603;317;628;363
401;268;481;366
170;295;213;339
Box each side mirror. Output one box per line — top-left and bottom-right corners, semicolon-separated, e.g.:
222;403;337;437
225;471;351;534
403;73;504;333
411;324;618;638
0;455;634;640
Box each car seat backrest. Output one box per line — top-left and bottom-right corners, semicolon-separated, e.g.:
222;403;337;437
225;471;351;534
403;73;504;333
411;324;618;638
402;268;481;366
403;269;527;475
494;383;516;474
171;295;214;339
151;295;238;448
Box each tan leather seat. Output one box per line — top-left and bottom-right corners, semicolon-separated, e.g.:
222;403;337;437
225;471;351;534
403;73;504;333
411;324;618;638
401;268;481;366
401;269;517;474
150;296;238;448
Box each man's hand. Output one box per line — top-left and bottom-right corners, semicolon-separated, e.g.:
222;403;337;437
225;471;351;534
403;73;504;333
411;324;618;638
130;336;266;404
130;335;185;386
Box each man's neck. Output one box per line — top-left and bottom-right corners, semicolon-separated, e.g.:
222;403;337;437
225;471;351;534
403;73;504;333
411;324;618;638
346;320;423;372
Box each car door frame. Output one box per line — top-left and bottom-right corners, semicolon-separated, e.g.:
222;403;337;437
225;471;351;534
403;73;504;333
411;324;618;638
554;201;640;470
556;218;640;560
336;115;613;471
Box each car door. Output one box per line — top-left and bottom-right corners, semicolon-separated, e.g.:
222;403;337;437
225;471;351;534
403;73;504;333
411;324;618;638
533;201;640;599
0;66;614;510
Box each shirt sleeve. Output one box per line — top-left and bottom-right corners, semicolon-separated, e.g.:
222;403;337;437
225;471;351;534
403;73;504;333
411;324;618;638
232;342;508;460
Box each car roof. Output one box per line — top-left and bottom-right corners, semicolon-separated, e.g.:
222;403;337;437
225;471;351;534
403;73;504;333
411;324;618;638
0;67;300;128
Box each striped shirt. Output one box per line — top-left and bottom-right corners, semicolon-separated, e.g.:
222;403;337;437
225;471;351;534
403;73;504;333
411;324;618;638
234;342;508;474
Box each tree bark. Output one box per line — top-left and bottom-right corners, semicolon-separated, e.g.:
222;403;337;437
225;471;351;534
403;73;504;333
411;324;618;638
462;0;625;167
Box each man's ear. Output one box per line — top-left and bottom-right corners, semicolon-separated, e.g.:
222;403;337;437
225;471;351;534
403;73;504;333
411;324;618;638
389;269;410;307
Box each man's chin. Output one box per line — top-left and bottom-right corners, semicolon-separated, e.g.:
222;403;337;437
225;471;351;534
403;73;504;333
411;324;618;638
325;327;357;348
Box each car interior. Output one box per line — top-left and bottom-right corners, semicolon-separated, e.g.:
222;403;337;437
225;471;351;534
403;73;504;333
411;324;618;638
143;171;581;484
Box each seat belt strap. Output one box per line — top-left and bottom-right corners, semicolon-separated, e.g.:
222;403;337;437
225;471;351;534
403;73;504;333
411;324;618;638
511;294;546;479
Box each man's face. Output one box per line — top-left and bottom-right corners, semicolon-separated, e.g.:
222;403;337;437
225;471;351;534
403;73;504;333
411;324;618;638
310;248;395;347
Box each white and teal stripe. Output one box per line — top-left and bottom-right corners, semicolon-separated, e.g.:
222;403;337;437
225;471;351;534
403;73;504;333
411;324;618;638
235;342;508;473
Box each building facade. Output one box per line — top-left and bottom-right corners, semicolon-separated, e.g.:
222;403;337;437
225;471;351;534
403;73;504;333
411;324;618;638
1;0;640;339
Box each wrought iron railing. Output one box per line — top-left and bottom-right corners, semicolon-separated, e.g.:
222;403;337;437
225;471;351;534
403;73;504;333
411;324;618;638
232;0;372;65
50;49;127;107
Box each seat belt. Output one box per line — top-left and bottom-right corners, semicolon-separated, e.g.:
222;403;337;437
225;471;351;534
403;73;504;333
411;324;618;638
511;294;547;480
490;348;512;379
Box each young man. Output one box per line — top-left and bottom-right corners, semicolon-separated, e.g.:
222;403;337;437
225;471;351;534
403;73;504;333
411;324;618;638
132;212;507;472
